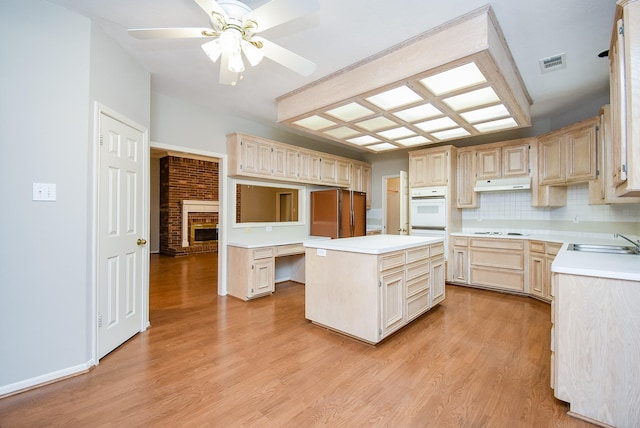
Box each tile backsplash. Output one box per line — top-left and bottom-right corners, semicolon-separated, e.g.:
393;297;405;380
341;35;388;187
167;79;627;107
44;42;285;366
461;183;640;237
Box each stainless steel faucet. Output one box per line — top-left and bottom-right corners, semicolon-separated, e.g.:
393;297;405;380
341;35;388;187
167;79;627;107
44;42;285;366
614;233;640;252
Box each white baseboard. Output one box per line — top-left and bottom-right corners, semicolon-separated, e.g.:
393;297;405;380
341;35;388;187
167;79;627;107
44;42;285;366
0;360;94;398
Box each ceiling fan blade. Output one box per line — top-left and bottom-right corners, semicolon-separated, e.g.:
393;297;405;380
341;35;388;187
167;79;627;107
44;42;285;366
128;27;213;40
244;0;319;33
194;0;228;19
254;37;315;76
219;52;240;85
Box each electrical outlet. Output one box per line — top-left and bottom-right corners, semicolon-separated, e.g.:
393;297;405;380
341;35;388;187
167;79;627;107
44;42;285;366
32;183;56;201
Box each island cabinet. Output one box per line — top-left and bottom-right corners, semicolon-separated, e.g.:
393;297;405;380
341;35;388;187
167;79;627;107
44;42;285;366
609;0;640;197
304;237;445;344
527;240;562;302
469;238;525;292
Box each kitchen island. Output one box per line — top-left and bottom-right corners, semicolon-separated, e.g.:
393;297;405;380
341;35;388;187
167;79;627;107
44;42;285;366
303;234;445;344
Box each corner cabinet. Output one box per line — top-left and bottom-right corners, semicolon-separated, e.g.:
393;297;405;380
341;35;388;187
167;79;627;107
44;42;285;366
228;133;371;190
610;0;640;197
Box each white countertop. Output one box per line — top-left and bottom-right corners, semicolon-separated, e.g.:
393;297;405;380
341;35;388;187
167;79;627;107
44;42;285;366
552;243;640;281
303;234;443;255
228;235;329;249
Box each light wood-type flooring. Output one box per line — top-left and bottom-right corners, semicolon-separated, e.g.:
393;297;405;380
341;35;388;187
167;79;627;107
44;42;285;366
0;253;593;427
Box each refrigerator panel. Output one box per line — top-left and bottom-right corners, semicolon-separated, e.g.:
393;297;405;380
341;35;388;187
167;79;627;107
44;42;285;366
310;189;340;239
351;191;366;237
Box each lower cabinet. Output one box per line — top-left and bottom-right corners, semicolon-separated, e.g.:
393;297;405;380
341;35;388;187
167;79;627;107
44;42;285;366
469;238;525;292
528;240;562;301
305;241;445;344
451;236;469;283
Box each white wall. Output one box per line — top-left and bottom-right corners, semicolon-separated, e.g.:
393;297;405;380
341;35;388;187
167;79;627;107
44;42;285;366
0;0;150;394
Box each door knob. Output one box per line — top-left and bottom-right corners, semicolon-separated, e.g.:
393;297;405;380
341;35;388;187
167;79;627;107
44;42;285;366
137;238;147;246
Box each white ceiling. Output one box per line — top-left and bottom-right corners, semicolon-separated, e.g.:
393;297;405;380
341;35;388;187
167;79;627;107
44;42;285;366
46;0;616;150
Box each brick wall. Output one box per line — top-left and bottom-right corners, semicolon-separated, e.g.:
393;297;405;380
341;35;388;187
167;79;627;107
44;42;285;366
160;156;219;256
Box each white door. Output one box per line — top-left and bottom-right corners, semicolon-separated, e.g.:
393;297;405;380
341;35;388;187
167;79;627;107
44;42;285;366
399;170;409;235
98;111;147;359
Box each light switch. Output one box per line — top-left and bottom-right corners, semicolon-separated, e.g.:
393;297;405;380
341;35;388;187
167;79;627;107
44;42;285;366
33;183;56;201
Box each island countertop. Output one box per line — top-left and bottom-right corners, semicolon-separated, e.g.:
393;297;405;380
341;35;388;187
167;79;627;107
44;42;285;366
303;234;443;255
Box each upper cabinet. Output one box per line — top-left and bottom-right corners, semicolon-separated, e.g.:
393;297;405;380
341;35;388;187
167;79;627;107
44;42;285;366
538;117;598;186
227;132;371;195
476;141;529;180
610;0;640;197
409;146;451;188
350;161;372;208
456;148;477;208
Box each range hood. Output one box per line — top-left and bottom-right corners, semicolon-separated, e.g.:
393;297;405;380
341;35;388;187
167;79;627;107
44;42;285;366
474;176;531;192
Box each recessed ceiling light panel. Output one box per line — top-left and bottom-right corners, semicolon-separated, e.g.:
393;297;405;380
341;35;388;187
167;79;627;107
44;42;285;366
420;62;487;95
392;104;442;122
460;104;510;123
347;135;381;145
293;115;336;130
415;116;458;132
396;136;431;146
366;86;423;110
431;127;471;140
367;143;397;152
325;102;374;121
324;126;360;139
443;87;500;111
356;116;397;131
378;127;415;139
473;117;518;133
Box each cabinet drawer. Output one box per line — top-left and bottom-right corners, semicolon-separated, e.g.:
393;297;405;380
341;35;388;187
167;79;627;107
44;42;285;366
429;242;445;257
252;247;274;260
470;249;524;270
470;266;524;291
380;251;405;272
470;238;524;251
529;241;545;254
452;236;469;246
406;261;429;282
406;272;429;297
407;289;430;320
276;244;304;256
546;242;562;256
407;246;430;263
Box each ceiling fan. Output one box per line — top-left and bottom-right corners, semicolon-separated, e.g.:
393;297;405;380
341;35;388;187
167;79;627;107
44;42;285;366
128;0;318;86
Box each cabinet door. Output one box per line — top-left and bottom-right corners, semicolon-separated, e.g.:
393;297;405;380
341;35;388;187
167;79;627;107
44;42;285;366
457;150;477;208
538;134;565;185
430;256;445;305
426;150;449;186
321;156;338;184
363;166;372;209
285;150;299;180
476;147;501;179
351;163;363;191
256;143;273;176
503;144;529;176
409;154;428;187
239;137;260;174
380;269;405;337
272;145;287;178
251;258;274;297
565;124;596;183
336;159;351;187
452;247;468;283
529;255;545;298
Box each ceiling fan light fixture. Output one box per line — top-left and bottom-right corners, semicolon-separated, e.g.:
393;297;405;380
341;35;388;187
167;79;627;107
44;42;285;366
202;39;223;62
242;40;264;66
219;27;241;51
228;49;245;73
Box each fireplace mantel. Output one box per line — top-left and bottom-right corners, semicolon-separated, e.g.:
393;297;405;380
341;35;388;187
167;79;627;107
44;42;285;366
182;200;219;247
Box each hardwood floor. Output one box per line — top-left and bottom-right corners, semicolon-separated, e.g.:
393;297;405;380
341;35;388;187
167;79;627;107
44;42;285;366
0;253;593;427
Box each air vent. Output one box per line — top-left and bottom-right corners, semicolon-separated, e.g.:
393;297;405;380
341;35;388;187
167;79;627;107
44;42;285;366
539;53;566;73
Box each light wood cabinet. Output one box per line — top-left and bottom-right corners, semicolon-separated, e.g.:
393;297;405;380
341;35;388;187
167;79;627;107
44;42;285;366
538;118;598;186
502;144;530;176
476;142;529;180
469;238;525;292
552;272;640;427
228;133;370;189
409;147;451;187
350;161;373;209
476;147;501;179
305;241;444;344
450;236;469;284
456;149;477;208
609;0;640;197
227;243;305;300
527;240;561;301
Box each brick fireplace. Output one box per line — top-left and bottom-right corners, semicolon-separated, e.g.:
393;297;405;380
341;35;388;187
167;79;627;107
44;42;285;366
160;155;219;256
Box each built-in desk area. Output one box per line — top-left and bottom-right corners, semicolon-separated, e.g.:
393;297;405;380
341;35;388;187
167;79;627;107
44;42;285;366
227;237;325;300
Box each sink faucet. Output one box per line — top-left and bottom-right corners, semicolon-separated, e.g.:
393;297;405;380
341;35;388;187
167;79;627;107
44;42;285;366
614;233;640;252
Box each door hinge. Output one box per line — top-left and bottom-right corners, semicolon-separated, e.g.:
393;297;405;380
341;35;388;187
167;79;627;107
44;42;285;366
378;280;381;287
99;135;104;146
98;313;103;328
622;163;628;173
620;23;624;36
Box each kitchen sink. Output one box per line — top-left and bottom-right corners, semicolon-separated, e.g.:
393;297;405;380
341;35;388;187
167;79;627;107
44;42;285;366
568;243;640;255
